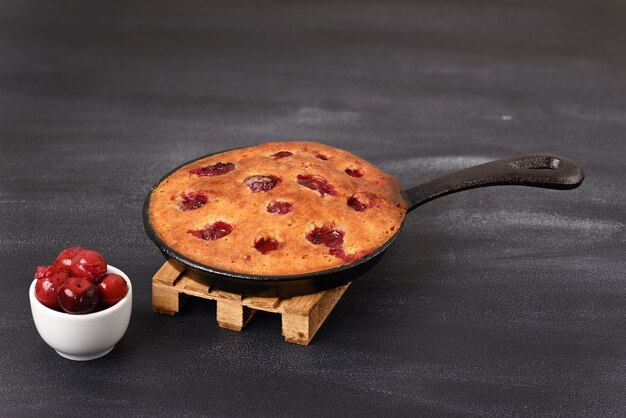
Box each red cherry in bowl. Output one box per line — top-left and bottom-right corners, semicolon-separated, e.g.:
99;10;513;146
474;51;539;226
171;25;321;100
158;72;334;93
97;274;129;308
70;250;107;283
35;269;70;310
58;277;99;314
53;246;85;272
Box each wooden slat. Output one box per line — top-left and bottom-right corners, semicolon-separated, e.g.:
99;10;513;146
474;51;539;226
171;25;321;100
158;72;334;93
153;259;185;285
282;284;350;345
281;312;310;344
178;275;212;299
152;280;186;315
216;299;256;331
245;296;281;311
211;289;243;301
282;292;324;315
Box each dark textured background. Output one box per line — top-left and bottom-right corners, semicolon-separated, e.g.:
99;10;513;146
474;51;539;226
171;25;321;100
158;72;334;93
1;0;625;416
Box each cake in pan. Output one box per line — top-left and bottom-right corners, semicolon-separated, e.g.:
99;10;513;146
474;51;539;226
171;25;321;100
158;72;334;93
148;141;407;276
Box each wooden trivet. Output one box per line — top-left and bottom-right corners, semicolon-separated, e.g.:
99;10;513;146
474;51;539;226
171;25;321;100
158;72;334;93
152;259;350;345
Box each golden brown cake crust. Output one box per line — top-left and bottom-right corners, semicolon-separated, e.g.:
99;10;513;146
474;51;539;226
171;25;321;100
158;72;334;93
148;141;408;276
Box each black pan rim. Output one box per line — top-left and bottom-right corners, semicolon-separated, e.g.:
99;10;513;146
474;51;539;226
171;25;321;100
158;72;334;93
142;148;404;283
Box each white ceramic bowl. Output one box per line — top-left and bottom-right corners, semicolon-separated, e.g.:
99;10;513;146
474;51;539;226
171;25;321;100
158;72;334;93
29;265;132;361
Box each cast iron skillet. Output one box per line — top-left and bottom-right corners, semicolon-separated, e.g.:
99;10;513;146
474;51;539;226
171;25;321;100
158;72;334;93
144;152;584;298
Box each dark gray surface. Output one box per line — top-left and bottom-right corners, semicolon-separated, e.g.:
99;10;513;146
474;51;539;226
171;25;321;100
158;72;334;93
1;0;625;416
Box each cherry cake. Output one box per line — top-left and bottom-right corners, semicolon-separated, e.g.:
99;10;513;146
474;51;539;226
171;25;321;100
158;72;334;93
148;141;407;276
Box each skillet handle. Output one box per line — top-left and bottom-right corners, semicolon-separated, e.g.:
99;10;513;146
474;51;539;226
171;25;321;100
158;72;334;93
402;154;584;212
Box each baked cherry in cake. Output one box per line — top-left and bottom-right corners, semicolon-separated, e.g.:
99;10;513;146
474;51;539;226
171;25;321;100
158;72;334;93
306;224;344;249
272;151;293;159
188;221;233;240
177;191;209;211
148;141;407;275
267;201;293;214
345;167;364;178
245;175;281;192
347;192;378;212
190;162;235;177
254;237;281;254
297;174;337;197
